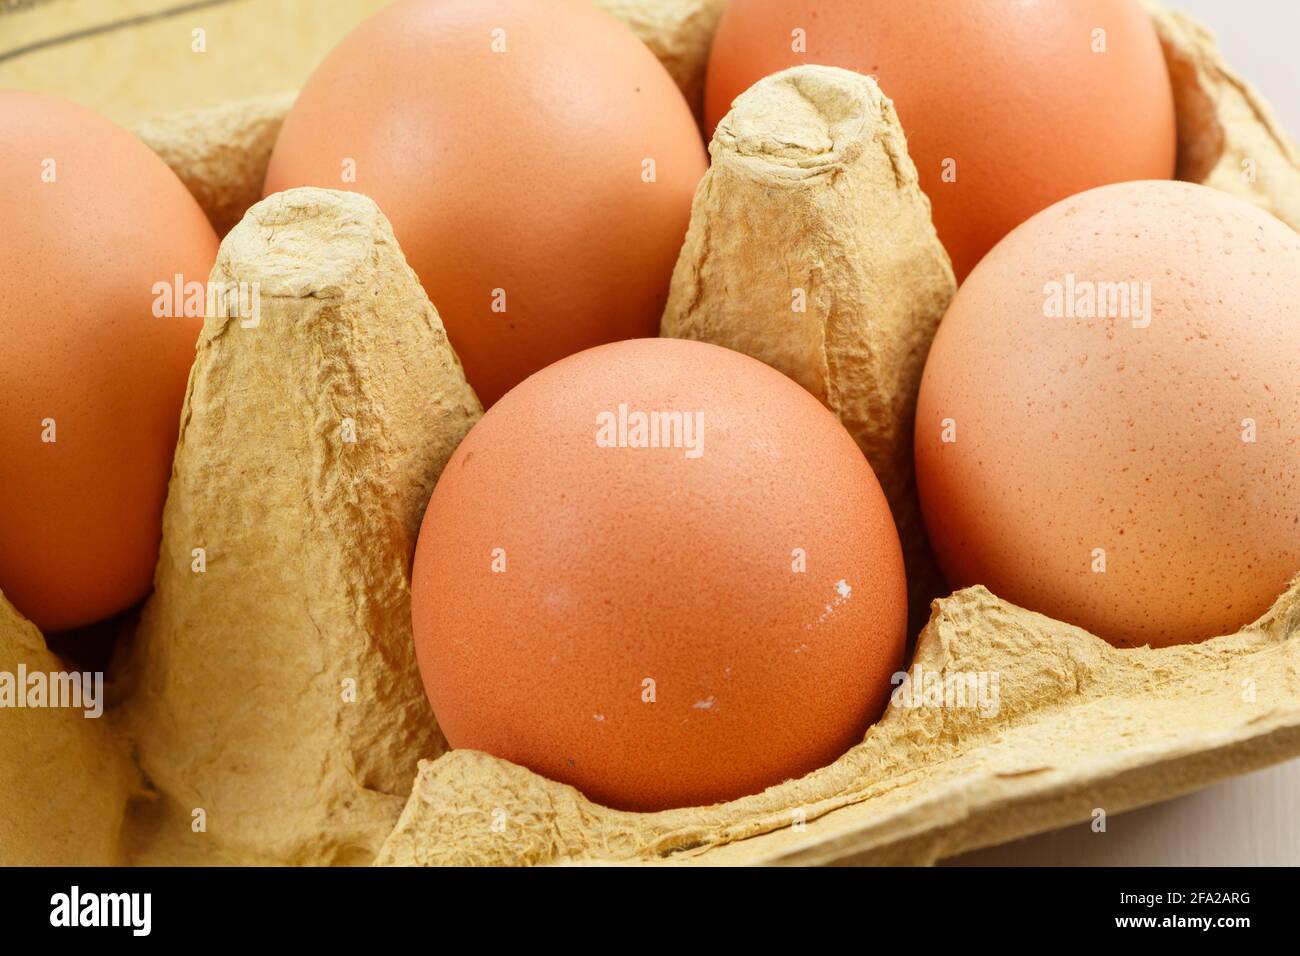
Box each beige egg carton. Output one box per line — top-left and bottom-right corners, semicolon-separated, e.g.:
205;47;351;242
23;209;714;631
2;0;1298;867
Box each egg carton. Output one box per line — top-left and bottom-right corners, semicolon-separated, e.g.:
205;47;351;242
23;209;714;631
2;0;1297;867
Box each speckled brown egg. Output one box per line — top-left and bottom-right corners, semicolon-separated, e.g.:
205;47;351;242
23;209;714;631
411;338;907;811
263;0;706;407
915;180;1300;648
0;92;217;632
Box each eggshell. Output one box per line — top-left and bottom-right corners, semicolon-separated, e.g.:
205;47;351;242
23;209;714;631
705;0;1177;279
915;180;1300;648
411;338;908;811
0;92;217;633
263;0;707;407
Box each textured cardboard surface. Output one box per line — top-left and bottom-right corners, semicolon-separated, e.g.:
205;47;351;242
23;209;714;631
660;65;956;632
371;3;1300;866
376;578;1300;865
593;0;725;120
1;1;1297;867
0;591;134;866
116;189;481;866
0;0;387;125
135;92;295;237
1145;1;1300;231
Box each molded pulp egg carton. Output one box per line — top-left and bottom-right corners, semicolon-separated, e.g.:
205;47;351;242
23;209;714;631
2;0;1297;867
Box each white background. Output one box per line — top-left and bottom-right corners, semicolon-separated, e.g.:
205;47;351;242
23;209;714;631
948;0;1300;867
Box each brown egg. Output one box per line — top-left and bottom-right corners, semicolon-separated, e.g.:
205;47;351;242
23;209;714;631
705;0;1176;279
411;338;907;811
0;92;217;632
264;0;707;407
915;181;1300;648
